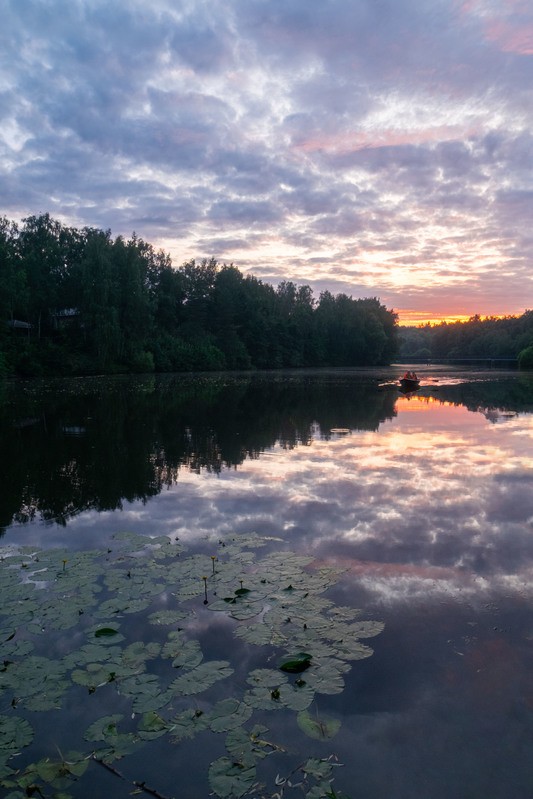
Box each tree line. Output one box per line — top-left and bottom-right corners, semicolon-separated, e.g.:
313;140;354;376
0;214;399;377
399;313;533;367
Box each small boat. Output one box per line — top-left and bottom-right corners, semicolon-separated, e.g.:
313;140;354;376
399;377;420;391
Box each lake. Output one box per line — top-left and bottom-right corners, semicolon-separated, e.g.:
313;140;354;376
1;366;533;798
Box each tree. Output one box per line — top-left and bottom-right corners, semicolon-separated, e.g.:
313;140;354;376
0;217;27;324
77;229;121;370
518;345;533;369
17;214;81;338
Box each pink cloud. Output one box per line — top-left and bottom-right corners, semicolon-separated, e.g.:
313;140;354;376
484;19;533;54
292;125;480;156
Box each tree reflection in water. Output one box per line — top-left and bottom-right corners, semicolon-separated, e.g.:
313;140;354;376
1;372;400;531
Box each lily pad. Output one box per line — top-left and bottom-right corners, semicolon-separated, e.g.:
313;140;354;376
85;715;124;742
279;652;312;673
168;707;209;742
170;660;233;696
0;715;33;751
296;710;341;740
137;711;169;740
209;698;253;732
208;756;256;798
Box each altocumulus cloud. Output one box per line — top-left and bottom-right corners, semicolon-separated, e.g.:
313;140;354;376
1;0;533;323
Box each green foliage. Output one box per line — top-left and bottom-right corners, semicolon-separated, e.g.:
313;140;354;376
279;652;313;673
1;214;398;376
0;533;383;799
399;311;533;361
297;710;341;740
518;344;533;369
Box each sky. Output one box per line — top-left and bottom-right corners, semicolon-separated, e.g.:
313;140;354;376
1;0;533;325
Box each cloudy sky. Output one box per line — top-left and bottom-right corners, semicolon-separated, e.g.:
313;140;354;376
2;0;533;324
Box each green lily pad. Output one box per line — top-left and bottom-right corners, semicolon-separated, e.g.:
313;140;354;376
0;533;383;799
296;710;341;740
209;698;253;732
279;652;312;673
208;756;256;798
225;724;273;764
170;660;233;696
94;627;120;638
85;715;124;742
0;715;33;751
137;711;169;740
168;708;209;743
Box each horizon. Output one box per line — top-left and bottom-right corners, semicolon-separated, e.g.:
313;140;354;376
2;1;533;326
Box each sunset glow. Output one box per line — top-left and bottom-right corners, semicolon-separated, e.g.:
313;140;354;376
2;0;533;324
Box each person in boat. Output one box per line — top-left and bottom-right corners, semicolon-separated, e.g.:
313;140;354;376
403;371;418;381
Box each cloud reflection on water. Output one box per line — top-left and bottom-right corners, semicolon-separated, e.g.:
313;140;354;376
7;386;533;618
139;394;533;613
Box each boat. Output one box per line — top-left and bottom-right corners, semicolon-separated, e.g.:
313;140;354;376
399;377;420;391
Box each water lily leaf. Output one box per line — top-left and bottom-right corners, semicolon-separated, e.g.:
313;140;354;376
85;715;124;742
170;660;233;696
331;639;375;661
161;630;185;657
301;757;334;780
208;755;256;798
112;531;146;546
246;669;288;689
94;627;120;638
92;732;139;763
25;690;69;712
277;682;315;711
296;710;341;740
148;609;192;625
0;534;383;798
348;620;385;638
304;661;348;696
243;685;286;711
173;581;204;601
227;600;264;621
64;643;121;669
121;641;161;669
168;707;209;742
225;724;272;764
170;640;203;669
0;715;33;751
0;639;34;660
36;598;89;631
279;652;312;673
71;662;124;689
137;710;168;740
119;674;167;713
95;597;151;617
209;698;253;732
234;623;287;647
0;656;68;710
33;752;89;787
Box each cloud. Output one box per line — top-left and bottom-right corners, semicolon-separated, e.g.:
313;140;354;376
2;0;533;321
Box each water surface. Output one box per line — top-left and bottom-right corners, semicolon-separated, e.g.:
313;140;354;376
1;366;533;798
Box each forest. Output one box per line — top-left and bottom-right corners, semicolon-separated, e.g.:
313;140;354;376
0;214;398;377
399;313;533;368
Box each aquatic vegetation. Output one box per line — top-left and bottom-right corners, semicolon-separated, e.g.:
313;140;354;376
0;533;382;798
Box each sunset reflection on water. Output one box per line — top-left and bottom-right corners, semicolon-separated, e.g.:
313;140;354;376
3;372;533;797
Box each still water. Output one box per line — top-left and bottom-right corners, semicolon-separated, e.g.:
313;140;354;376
1;366;533;798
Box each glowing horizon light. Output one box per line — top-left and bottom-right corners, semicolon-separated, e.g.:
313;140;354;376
396;311;518;327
